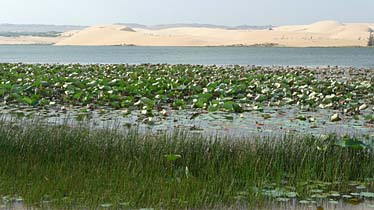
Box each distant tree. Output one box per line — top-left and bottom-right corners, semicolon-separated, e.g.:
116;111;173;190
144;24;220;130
368;29;374;47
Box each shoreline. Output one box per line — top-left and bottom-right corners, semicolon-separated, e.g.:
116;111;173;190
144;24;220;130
0;42;373;48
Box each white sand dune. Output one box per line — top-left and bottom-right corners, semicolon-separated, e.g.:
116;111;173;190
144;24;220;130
275;20;344;33
3;20;373;47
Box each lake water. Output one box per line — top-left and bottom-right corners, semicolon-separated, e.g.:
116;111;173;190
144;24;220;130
0;45;374;67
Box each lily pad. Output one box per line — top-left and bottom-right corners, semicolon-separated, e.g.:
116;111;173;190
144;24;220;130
164;154;182;161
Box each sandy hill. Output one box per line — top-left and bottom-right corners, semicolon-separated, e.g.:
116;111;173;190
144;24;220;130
52;21;374;47
116;23;273;30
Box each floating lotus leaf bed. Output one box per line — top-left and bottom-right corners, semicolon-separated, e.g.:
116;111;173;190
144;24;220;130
0;63;373;136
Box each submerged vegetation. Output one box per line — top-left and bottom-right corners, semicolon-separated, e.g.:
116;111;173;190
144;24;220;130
1;121;374;209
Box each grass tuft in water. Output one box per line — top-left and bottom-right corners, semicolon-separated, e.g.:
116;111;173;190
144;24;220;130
0;120;373;209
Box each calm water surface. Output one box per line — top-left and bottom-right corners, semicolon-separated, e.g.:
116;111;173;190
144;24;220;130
0;45;374;67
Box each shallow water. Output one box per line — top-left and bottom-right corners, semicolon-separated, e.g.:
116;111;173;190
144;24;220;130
0;45;374;67
1;105;373;139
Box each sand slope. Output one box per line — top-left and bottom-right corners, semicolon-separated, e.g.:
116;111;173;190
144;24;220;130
9;20;374;47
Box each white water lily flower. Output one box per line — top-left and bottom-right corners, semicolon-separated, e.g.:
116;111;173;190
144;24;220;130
63;83;70;88
88;80;96;85
308;92;317;98
330;113;341;122
141;110;147;115
160;109;167;116
324;103;333;108
283;98;293;103
325;94;336;100
185;166;190;178
359;104;368;111
100;203;112;208
261;88;270;94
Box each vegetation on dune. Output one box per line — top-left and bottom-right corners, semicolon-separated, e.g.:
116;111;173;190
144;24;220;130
0;31;62;38
0;120;374;209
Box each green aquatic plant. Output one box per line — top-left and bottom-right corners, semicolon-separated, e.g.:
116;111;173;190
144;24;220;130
164;154;182;161
0;120;374;209
336;137;368;150
0;63;372;118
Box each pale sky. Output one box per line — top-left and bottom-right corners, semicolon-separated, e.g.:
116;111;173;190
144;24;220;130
1;0;374;26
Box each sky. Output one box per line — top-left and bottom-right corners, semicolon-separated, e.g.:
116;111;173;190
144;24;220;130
1;0;374;26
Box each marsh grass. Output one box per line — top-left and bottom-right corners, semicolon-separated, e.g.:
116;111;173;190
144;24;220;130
0;120;374;209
